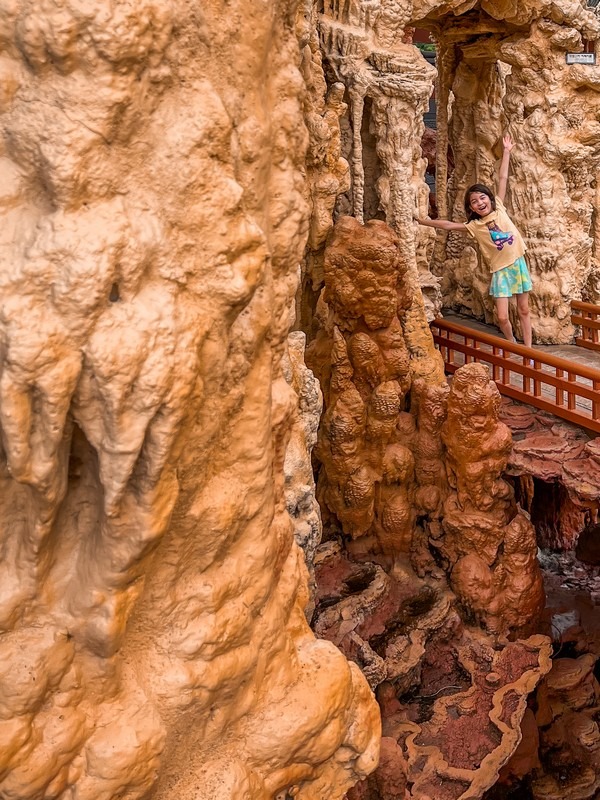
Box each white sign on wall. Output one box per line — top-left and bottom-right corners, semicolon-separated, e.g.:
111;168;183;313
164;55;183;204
566;52;596;64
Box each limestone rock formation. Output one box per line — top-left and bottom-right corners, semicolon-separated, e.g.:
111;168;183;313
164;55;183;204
309;218;553;799
312;542;453;692
313;545;553;800
306;215;445;562
500;402;600;550
4;1;599;799
421;1;600;343
283;331;324;614
0;2;380;798
298;0;351;332
533;655;600;800
298;0;600;346
402;632;553;800
345;619;552;800
311;219;543;636
315;0;443;324
436;364;545;638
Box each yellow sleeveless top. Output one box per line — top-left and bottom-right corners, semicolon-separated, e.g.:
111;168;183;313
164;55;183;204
464;197;526;273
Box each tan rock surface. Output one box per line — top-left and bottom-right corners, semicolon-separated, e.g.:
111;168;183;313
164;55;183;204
283;331;324;615
316;0;443;326
424;2;600;343
4;1;598;798
304;1;600;347
0;3;379;798
533;655;600;800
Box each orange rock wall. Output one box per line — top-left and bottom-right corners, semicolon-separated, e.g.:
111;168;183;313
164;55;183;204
3;1;599;798
425;3;600;343
0;2;380;798
307;0;600;345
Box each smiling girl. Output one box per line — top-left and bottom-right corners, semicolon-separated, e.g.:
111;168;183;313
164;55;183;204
415;134;532;348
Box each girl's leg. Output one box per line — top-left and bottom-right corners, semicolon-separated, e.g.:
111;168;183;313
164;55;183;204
494;296;515;342
516;292;532;348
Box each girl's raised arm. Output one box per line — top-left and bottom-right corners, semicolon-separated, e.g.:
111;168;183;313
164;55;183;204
414;216;467;233
497;134;514;203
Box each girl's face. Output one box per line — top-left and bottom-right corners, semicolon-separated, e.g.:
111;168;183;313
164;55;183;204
469;192;493;217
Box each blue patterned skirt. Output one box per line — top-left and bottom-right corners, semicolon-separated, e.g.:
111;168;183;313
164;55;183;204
489;256;532;298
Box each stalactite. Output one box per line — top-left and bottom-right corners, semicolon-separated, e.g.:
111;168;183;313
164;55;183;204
430;36;456;272
350;86;367;224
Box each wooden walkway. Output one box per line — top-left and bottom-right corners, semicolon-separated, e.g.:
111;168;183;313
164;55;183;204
432;311;600;435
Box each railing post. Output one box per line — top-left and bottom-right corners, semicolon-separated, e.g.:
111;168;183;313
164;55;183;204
568;373;576;411
533;361;541;398
556;368;564;407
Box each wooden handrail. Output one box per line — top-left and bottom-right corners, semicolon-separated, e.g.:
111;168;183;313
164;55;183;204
434;318;600;380
571;300;600;314
572;314;600;332
431;318;600;434
571;300;600;353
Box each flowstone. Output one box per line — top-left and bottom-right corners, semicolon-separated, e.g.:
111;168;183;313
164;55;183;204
0;2;380;798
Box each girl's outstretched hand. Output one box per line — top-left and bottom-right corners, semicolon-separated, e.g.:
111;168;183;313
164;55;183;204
503;133;515;152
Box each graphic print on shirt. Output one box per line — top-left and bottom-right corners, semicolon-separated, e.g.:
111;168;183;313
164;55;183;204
487;222;514;251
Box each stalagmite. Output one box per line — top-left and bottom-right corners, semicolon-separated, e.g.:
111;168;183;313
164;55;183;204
440;364;545;637
310;219;551;799
350;88;367;224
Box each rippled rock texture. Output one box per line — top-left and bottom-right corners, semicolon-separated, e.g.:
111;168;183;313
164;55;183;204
309;218;551;799
0;2;380;798
422;1;600;343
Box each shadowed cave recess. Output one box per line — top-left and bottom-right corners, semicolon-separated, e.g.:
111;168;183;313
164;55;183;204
1;2;600;800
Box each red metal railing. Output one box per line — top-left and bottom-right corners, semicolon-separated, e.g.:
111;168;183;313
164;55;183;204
571;300;600;353
431;318;600;434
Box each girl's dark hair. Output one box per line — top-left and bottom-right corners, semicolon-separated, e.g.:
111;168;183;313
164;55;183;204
464;184;496;221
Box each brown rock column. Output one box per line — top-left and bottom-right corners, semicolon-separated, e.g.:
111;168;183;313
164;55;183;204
438;364;545;637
